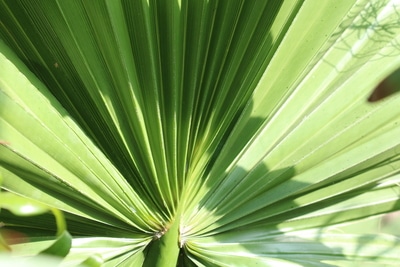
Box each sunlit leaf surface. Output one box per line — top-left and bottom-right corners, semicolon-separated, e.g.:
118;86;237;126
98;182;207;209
1;0;400;266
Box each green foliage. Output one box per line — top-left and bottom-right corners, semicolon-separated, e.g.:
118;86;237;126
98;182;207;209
0;190;71;262
1;0;400;266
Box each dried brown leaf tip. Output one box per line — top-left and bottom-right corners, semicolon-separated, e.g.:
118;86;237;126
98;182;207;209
368;68;400;102
368;80;396;102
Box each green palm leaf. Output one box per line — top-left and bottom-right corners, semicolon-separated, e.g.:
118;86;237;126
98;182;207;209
1;0;400;266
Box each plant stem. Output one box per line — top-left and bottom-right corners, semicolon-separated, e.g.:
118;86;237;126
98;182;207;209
143;218;180;267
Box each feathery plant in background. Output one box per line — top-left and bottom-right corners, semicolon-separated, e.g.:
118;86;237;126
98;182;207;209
1;0;400;266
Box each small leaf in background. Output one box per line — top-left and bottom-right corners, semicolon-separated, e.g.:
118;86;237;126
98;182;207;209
368;67;400;102
40;231;72;258
0;192;71;258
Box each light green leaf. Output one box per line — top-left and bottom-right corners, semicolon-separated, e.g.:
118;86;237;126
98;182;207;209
0;191;48;216
185;228;400;266
0;38;160;233
61;237;149;267
1;0;400;266
0;253;69;267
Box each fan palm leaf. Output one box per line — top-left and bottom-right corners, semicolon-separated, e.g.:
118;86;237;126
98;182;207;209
1;0;400;266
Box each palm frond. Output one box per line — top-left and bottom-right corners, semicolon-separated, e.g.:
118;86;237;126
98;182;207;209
1;0;400;266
